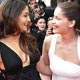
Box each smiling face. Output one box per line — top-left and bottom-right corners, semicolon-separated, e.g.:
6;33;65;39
36;18;46;31
18;6;31;33
52;7;74;34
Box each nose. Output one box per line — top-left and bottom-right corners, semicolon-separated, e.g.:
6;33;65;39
27;16;32;26
27;16;31;22
52;17;56;24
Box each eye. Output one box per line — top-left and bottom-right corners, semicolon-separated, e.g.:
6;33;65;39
54;16;61;20
39;22;42;24
24;15;27;17
23;13;29;17
56;17;61;20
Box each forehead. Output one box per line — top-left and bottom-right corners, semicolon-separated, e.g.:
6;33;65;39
54;7;63;15
22;6;29;13
30;0;36;3
37;18;45;22
54;7;67;18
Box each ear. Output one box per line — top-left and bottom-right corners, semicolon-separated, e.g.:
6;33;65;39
69;20;76;28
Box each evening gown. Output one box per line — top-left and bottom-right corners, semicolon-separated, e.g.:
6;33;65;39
0;42;41;80
48;34;80;80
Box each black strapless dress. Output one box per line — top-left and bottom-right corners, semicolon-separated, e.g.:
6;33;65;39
0;42;41;80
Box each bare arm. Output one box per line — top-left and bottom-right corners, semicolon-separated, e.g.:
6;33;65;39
36;35;52;76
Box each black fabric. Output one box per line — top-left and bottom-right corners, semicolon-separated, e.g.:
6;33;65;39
0;69;5;80
0;73;5;80
30;28;46;55
0;42;41;80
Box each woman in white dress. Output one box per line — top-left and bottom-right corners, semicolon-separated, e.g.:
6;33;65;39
37;2;80;80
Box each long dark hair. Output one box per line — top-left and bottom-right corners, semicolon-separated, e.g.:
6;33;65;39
0;0;39;55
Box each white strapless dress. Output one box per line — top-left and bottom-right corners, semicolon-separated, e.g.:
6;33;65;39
48;34;80;80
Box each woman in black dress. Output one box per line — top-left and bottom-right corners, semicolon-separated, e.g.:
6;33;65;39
0;0;41;80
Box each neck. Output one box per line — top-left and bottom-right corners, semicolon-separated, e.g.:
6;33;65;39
59;32;78;44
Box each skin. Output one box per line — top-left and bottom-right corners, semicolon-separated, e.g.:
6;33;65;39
18;6;31;33
36;18;46;32
46;18;54;36
37;6;80;76
52;7;74;35
0;6;31;70
29;0;36;10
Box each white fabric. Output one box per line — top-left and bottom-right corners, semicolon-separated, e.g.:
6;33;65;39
42;0;51;7
48;34;80;80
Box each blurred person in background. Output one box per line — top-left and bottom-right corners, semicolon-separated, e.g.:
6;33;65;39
30;16;47;55
46;17;54;36
28;0;37;10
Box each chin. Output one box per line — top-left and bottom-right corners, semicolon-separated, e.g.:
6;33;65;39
21;30;27;33
53;29;60;34
53;30;57;34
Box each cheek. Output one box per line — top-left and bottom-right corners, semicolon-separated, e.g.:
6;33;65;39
18;19;25;30
18;18;25;28
58;21;68;28
18;21;23;29
18;18;23;26
60;23;69;32
44;24;46;27
38;25;41;29
36;24;40;28
56;21;66;30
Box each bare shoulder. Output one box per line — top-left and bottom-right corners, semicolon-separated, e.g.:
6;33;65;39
44;35;53;45
42;35;54;56
44;34;57;46
43;34;59;51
